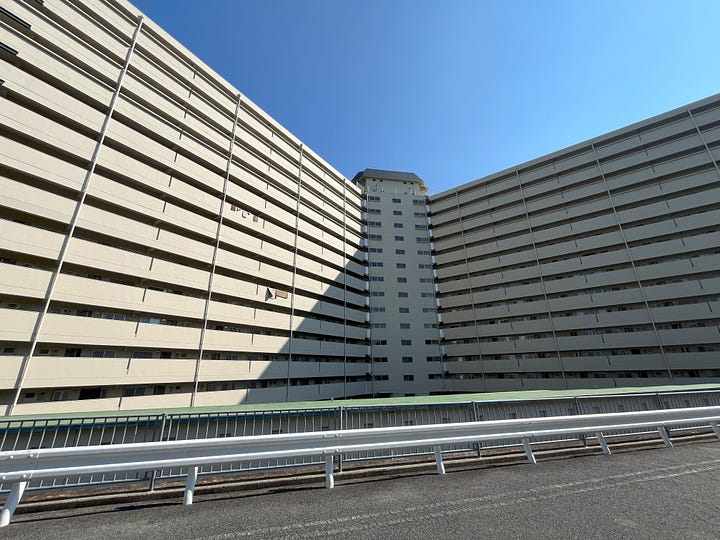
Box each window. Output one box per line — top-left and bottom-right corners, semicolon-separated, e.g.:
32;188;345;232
399;307;410;313
402;356;413;363
394;223;403;228
400;323;411;329
373;323;387;328
368;208;381;214
92;349;116;358
372;307;386;312
401;340;412;346
368;195;381;201
398;292;408;297
374;356;388;362
413;211;426;217
415;224;427;230
2;347;15;354
416;237;431;243
425;339;439;345
395;249;405;255
368;221;382;227
426;356;441;362
370;261;384;267
420;278;433;283
395;235;404;241
397;277;407;283
422;307;435;312
393;210;402;216
421;292;434;297
370;276;384;282
369;234;382;240
403;374;415;381
418;250;431;255
369;247;383;253
413;199;425;205
424;323;438;329
372;339;387;345
132;351;153;359
396;263;406;269
64;348;82;357
418;264;432;269
371;291;385;297
122;386;146;397
392;198;401;203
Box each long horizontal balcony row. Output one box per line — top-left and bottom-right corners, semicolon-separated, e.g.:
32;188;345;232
439;254;720;302
0;354;370;391
3;16;359;223
0;220;367;307
0;107;361;256
433;171;720;256
429;102;720;215
442;307;720;340
443;351;719;374
434;181;720;267
0;309;371;355
0;270;369;336
436;225;720;283
440;274;720;314
444;375;720;394
433;164;719;251
442;327;720;356
3;2;356;213
438;250;720;298
2;380;373;415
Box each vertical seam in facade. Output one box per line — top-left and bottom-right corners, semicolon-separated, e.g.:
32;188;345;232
589;142;673;380
687;109;720;178
191;93;243;407
286;144;304;400
6;16;144;416
515;170;567;388
454;190;488;391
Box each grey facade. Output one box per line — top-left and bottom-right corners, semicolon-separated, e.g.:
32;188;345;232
353;169;444;396
430;94;720;392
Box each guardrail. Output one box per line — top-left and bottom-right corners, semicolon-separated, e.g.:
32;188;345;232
2;405;720;527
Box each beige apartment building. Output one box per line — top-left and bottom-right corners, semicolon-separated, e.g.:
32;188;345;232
1;1;719;416
353;169;444;396
0;0;369;415
430;94;720;392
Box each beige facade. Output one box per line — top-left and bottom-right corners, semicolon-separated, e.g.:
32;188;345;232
1;1;719;416
430;94;720;392
353;170;444;396
0;0;369;415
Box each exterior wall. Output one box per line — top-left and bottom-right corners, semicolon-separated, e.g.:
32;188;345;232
430;94;720;393
0;0;369;415
354;170;445;396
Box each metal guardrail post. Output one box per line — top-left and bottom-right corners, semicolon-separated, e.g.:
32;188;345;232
148;413;167;491
337;406;343;472
573;397;587;447
655;392;664;409
470;402;481;456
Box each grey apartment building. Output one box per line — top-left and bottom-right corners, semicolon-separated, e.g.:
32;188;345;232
0;0;718;416
353;169;444;396
431;96;720;392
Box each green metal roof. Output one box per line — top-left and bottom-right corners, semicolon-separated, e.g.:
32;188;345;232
3;383;719;421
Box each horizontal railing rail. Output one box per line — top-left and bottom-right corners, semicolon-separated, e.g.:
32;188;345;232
2;405;719;527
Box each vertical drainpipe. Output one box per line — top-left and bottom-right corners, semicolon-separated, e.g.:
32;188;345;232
190;93;243;407
286;144;304;401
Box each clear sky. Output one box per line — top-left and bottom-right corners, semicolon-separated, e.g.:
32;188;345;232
130;0;720;194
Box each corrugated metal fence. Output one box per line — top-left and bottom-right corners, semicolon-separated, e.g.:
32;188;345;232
1;389;719;493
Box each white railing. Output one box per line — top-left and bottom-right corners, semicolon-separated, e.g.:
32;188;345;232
2;406;720;526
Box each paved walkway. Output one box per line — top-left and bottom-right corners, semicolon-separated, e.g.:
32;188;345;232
5;441;720;539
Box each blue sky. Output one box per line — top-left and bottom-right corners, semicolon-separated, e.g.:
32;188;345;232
131;0;720;194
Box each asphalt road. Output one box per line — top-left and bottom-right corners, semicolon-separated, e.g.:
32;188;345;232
5;441;720;539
